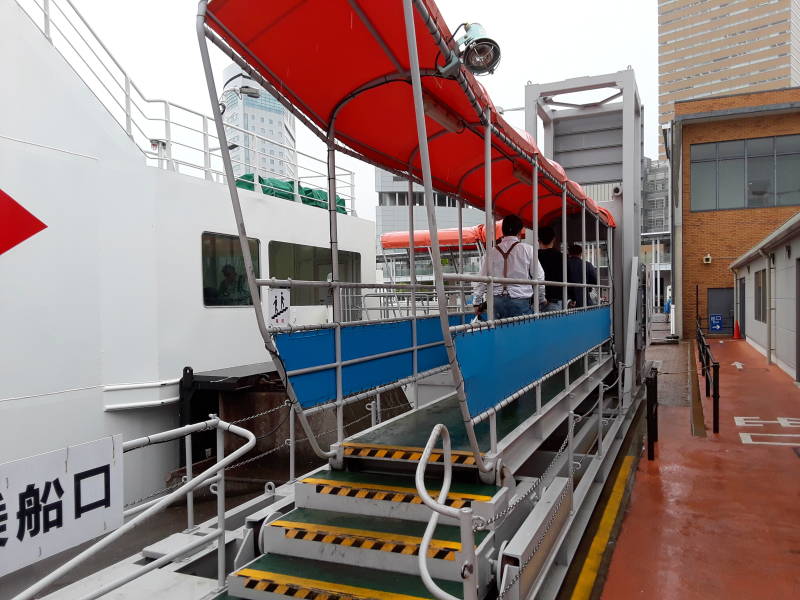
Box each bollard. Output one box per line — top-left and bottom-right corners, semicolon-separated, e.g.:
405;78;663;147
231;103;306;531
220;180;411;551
646;367;658;460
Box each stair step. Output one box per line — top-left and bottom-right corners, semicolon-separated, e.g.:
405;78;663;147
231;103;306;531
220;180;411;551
267;507;488;562
229;554;463;600
343;442;480;467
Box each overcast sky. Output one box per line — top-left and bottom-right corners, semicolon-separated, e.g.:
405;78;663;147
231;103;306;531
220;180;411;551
71;0;658;220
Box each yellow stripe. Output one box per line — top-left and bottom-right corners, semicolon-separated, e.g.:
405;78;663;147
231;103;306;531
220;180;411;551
570;456;634;600
355;489;369;499
342;442;479;457
391;450;405;460
274;585;289;595
301;477;492;501
295;589;310;599
236;569;436;600
375;449;388;458
269;519;462;550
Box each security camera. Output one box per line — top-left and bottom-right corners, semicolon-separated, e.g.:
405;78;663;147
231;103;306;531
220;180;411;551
612;184;622;197
703;254;712;264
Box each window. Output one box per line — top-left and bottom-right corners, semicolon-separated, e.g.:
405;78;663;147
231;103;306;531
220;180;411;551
268;241;361;306
690;135;800;211
754;269;766;323
202;232;259;306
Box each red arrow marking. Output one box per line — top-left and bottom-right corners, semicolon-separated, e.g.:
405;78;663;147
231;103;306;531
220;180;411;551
0;188;47;255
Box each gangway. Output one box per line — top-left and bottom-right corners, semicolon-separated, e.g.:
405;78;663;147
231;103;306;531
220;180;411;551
13;1;646;599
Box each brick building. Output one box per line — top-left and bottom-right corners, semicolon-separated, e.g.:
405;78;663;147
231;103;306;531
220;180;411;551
667;87;800;338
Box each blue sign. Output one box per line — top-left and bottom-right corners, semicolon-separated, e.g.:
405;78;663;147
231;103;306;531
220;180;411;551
710;314;722;331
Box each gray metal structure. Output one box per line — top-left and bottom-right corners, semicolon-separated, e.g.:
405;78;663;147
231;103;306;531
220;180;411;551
525;70;644;401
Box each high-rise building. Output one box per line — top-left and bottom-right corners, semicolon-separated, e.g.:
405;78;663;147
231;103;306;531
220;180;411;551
641;158;671;309
658;0;800;157
221;63;297;180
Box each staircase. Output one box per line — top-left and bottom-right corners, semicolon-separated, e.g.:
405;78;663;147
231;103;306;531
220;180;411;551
220;440;511;600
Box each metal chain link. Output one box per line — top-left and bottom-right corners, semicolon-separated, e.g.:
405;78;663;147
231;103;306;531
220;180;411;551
496;485;571;600
473;434;570;532
225;442;286;471
124;481;183;508
230;400;290;425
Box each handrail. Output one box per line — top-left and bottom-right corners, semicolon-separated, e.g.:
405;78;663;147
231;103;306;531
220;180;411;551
415;424;478;600
695;318;720;433
12;417;256;600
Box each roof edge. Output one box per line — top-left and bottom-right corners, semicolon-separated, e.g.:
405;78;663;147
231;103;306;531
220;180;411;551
730;210;800;270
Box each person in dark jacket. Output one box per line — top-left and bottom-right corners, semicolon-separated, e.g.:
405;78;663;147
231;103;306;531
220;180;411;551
567;244;598;307
537;226;564;312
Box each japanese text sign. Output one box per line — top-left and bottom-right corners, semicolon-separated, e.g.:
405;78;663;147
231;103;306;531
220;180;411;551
0;435;123;577
710;314;722;331
268;288;290;327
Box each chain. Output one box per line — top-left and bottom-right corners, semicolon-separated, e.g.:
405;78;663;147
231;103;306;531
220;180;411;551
473;434;570;532
230;400;290;425
124;481;183;508
225;442;286;471
496;485;570;600
294;411;374;444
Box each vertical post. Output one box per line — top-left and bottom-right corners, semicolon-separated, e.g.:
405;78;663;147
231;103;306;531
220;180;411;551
203;117;212;180
327;141;344;446
124;76;132;138
567;411;575;513
43;0;52;42
184;433;194;531
289;408;296;482
712;361;720;434
164;103;174;171
646;367;658;461
535;383;541;414
581;202;587;308
369;399;377;427
561;186;568;309
595;215;600;305
215;425;226;589
458;197;465;322
458;508;479;600
489;412;498;455
376;392;382;424
408;179;419;408
597;383;604;459
533;159;540;314
484;108;495;323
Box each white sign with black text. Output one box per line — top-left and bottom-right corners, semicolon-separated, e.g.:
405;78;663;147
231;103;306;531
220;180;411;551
268;288;291;327
0;435;123;577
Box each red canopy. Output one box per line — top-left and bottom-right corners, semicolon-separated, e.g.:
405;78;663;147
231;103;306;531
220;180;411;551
205;0;616;228
381;221;519;250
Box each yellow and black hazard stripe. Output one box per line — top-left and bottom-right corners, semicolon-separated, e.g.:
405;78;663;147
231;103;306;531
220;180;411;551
313;483;469;509
343;443;479;466
274;522;458;561
236;569;437;600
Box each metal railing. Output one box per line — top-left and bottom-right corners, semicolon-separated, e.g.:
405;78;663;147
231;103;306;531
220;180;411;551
13;416;256;600
15;0;355;212
696;319;720;434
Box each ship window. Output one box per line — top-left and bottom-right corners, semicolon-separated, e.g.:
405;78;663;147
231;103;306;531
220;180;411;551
202;232;260;307
269;241;361;306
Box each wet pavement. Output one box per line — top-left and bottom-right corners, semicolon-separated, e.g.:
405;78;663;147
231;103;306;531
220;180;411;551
601;339;800;599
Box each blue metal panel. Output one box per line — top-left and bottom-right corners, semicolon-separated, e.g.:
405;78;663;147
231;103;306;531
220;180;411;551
274;315;463;408
453;307;611;417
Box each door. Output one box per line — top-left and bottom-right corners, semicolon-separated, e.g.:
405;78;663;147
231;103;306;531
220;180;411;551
708;287;734;335
796;261;800;380
738;277;746;338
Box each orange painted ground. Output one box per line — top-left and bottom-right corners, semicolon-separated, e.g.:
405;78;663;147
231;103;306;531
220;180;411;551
601;339;800;600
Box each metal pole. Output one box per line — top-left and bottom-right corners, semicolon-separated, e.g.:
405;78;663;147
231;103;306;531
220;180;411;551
561;186;568;309
646;368;657;460
408;178;419;408
203;117;212;180
376;392;382;424
124;76;132;137
597;383;604;459
712;361;720;434
216;426;226;589
489;412;498;454
289;408;296;481
595;215;600;305
581;201;587;307
43;0;51;41
533;159;540;314
328;142;345;445
402;0;492;476
185;433;194;531
484;108;495;323
458;197;465;322
567;411;575;513
164;103;174;171
196;5;333;460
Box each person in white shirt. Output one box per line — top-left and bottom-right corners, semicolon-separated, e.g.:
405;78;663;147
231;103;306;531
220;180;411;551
473;214;546;319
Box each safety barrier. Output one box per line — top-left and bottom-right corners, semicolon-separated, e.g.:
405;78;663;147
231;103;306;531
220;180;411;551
696;319;720;434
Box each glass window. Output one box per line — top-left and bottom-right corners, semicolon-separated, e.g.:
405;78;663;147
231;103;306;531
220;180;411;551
776;134;800;154
754;269;766;323
717;159;745;210
202;232;259;307
691;143;715;161
717;140;744;159
746;137;773;157
691;162;716;210
776;154;800;206
268;241;361;306
747;156;774;207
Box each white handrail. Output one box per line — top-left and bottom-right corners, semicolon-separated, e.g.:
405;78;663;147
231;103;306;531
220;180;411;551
12;417;256;600
415;424;478;600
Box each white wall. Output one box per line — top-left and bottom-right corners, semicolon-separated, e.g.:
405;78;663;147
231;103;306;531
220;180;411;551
0;1;375;501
